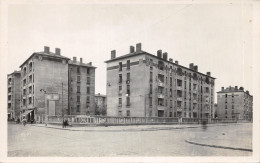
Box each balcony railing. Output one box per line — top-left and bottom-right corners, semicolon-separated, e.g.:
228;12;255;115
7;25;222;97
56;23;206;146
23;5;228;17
158;82;164;87
157;105;165;110
177;86;182;90
157;94;164;99
177;97;182;101
193;100;197;103
176;107;182;112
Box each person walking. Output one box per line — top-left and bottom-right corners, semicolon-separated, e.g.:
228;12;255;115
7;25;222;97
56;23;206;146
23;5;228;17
22;117;27;126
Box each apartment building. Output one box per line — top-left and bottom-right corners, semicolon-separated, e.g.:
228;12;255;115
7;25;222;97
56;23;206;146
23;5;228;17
105;43;215;118
7;71;21;120
68;57;96;115
19;46;70;122
216;86;253;120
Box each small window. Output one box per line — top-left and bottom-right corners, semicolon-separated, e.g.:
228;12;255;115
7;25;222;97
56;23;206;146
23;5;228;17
87;77;90;84
126;97;130;106
127;110;130;116
149;97;152;106
77;86;80;93
119;98;122;104
87;87;90;94
119;74;122;83
127;73;130;80
77;67;80;73
127;60;130;69
119;62;122;71
77;96;80;102
127;85;130;95
87;68;90;75
77;105;80;112
77;76;80;83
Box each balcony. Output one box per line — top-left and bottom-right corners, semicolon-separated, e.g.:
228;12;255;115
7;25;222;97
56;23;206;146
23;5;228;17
176;107;182;112
193;100;197;103
158;69;164;74
193;90;197;94
157;94;164;99
157;105;165;110
177;86;182;90
177;97;182;101
158;82;164;87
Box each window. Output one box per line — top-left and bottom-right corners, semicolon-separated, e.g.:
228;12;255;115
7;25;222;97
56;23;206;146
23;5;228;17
119;86;122;94
77;67;80;73
23;79;26;86
127;110;130;116
29;86;32;94
87;77;90;84
77;86;80;93
29;97;32;104
8;95;11;101
225;110;227;114
127;60;130;69
149;97;152;106
170;77;172;86
118;111;122;116
184;81;186;89
177;79;182;87
119;98;122;104
77;105;80;112
23;89;26;95
87;87;90;94
150;84;152;93
225;105;227;109
119;74;122;83
127;73;130;80
8;87;11;93
232;105;234;109
87;68;90;75
23;99;26;106
127;85;130;95
8;103;11;108
77;96;80;102
119;62;122;71
87;96;90;103
150;72;153;82
225;94;227;98
126;97;130;106
29;75;32;83
77;76;80;83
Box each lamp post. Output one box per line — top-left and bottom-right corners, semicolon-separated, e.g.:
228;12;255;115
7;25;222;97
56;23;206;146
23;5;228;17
40;89;47;126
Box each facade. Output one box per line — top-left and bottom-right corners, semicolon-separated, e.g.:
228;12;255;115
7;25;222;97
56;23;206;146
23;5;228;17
68;57;96;115
216;86;253;120
94;93;107;115
7;71;21;120
14;46;96;122
19;46;70;122
106;43;215;118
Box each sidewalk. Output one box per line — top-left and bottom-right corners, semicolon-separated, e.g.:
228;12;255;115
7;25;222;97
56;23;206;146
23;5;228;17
32;123;231;132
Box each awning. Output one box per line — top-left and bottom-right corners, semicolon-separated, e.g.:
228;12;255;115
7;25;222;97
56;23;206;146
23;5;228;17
22;110;33;116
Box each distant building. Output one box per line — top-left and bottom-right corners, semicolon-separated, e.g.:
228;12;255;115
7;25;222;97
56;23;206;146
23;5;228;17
105;43;215;118
216;86;253;120
7;71;21;120
68;57;96;115
94;93;107;115
13;46;96;122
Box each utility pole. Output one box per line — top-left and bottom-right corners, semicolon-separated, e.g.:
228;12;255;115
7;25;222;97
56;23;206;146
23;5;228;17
62;82;64;121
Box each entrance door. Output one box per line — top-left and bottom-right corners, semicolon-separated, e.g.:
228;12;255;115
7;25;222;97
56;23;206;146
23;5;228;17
158;110;164;117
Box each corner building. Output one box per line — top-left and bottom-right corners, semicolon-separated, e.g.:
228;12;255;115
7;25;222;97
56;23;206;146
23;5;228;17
105;43;215;118
7;71;21;120
216;86;253;120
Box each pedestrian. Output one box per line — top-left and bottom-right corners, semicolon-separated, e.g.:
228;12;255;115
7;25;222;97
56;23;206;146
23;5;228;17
22;117;27;126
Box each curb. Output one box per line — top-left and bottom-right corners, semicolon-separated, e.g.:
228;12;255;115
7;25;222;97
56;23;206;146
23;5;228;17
185;139;252;152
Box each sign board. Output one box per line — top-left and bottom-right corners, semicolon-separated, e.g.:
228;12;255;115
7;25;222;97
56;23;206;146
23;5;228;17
46;94;59;100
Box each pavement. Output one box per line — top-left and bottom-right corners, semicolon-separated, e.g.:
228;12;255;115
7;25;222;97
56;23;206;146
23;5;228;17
30;122;252;152
8;123;252;156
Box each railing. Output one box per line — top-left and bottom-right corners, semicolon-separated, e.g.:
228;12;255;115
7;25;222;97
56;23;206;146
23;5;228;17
45;116;240;126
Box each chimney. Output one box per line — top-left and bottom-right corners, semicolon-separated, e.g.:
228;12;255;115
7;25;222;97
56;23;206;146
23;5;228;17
169;58;173;62
194;65;198;72
73;57;76;63
221;87;224;91
175;60;179;65
111;50;116;59
235;86;238;90
89;62;92;66
239;87;244;91
130;46;135;53
207;72;211;76
44;46;50;53
55;48;60;55
189;63;194;69
163;52;168;60
80;58;83;64
136;43;142;52
157;50;162;58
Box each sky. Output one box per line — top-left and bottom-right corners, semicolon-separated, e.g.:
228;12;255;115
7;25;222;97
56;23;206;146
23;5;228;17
5;2;254;101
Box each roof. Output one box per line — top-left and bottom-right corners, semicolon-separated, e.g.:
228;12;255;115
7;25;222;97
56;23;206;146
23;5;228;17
217;86;252;96
105;50;216;79
20;51;70;68
68;61;96;68
8;70;21;76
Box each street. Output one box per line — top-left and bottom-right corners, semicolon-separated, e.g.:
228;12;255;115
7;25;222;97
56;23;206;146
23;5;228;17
8;123;252;157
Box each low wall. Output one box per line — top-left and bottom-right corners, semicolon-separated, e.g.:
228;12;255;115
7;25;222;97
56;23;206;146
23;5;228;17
44;116;244;126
